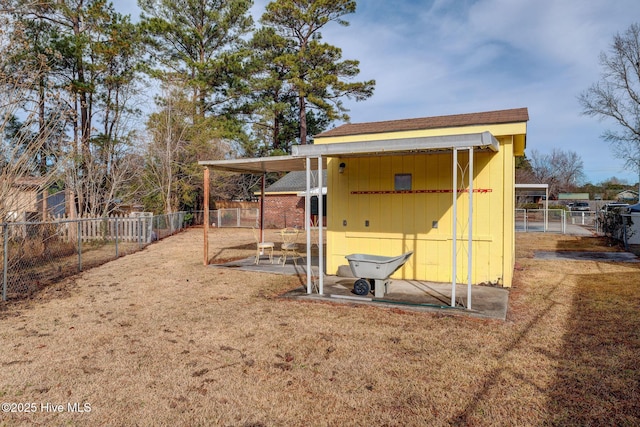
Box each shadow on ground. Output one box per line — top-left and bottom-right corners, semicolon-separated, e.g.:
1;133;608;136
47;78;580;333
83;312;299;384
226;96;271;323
546;269;640;425
211;255;510;320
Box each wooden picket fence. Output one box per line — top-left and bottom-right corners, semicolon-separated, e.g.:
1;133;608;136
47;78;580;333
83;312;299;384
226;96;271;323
50;214;154;243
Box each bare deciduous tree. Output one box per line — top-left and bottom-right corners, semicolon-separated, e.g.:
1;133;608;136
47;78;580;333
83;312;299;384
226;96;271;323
527;148;585;198
0;20;67;221
142;82;234;213
5;0;145;218
580;22;640;194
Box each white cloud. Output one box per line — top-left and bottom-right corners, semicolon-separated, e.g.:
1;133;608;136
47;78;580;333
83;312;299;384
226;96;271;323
319;0;640;183
112;0;640;183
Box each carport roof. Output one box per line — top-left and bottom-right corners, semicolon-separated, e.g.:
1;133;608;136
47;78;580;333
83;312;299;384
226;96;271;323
199;155;322;174
198;131;499;174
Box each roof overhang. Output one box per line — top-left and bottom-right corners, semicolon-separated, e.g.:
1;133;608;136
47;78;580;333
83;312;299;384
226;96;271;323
515;183;549;196
293;131;499;158
198;131;498;174
515;183;549;189
199;155;325;174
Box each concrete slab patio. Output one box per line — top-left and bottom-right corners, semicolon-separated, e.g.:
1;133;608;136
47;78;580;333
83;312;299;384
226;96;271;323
210;256;510;320
534;250;639;262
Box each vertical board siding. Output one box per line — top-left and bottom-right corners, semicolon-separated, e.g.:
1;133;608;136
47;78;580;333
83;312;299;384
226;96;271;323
369;156;381;235
501;137;516;286
326;148;507;284
321;126;521;287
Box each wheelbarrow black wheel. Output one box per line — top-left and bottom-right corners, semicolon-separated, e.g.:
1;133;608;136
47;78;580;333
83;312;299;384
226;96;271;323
353;279;370;296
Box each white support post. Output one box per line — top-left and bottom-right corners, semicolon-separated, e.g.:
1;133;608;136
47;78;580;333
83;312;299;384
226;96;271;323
467;147;473;310
203;167;209;265
260;174;266;244
317;156;324;295
544;187;549;232
451;148;457;308
305;157;312;294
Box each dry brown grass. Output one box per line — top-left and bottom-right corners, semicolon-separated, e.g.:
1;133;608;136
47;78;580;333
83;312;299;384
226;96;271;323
0;228;639;426
3;240;141;300
514;233;622;259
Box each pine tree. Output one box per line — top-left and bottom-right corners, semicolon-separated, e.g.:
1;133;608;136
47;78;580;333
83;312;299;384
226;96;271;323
260;0;374;145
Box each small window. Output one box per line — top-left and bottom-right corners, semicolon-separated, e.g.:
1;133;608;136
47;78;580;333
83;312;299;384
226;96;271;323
394;174;412;191
310;195;327;216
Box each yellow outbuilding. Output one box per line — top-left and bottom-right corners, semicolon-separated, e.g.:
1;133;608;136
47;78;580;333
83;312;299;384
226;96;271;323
200;107;528;304
294;107;528;288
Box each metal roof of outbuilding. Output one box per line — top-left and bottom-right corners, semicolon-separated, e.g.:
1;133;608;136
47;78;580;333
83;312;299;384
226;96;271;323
199;132;499;174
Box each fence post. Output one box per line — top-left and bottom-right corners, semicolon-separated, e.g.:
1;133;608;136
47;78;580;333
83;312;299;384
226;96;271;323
115;217;119;258
77;220;83;272
2;224;8;301
623;216;629;251
138;216;142;249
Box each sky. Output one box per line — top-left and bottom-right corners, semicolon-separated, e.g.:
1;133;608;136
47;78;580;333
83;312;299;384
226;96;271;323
115;0;640;185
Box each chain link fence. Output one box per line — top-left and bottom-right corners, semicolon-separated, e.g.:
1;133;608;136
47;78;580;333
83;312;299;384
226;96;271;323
192;208;259;228
516;209;599;234
516;208;567;233
1;212;188;302
567;211;598;228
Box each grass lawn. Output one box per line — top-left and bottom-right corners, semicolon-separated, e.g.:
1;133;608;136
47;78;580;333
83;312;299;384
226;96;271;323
0;228;638;426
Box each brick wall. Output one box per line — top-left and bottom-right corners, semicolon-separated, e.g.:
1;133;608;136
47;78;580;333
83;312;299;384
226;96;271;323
262;194;305;229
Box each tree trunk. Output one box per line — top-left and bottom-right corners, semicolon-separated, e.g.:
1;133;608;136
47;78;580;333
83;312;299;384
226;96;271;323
38;77;46;176
299;94;307;145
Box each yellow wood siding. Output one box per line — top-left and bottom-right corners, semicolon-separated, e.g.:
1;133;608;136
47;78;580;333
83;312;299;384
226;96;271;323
319;123;524;287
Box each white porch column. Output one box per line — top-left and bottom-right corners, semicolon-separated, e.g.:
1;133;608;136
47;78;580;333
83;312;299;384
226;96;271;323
545;187;549;232
467;147;473;310
451;148;457;307
317;156;324;295
305;157;312;294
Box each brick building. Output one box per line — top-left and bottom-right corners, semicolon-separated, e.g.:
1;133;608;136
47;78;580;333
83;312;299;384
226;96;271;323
261;171;326;229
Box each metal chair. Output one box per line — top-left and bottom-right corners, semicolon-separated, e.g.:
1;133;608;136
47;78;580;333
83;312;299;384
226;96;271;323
279;227;304;266
309;217;320;251
252;227;274;264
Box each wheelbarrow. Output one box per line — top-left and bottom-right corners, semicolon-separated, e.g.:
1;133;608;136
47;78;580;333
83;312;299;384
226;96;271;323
345;251;413;298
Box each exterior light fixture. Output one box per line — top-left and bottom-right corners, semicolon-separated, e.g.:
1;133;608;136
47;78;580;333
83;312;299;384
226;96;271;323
339;162;346;174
